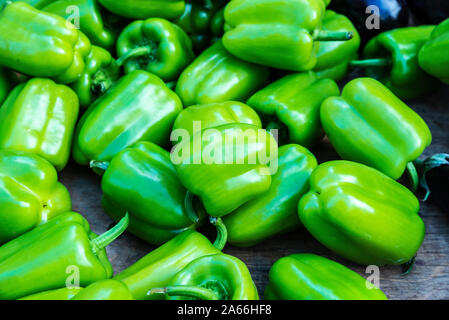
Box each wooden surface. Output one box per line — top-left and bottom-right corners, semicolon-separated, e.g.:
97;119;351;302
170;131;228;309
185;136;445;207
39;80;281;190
60;85;449;300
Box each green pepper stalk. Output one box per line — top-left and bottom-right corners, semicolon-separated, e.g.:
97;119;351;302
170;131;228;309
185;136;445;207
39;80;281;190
148;254;259;300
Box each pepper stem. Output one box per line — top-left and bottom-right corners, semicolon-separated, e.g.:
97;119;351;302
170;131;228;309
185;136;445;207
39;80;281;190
184;191;200;223
406;162;419;193
402;255;416;275
210;216;227;251
349;58;392;68
415;154;449;201
116;47;152;67
148;286;220;300
313;30;353;41
91;213;129;256
89;160;110;174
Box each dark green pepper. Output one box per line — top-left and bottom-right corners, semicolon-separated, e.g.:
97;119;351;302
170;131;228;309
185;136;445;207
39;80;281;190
351;26;439;99
73;70;182;165
247;72;340;147
43;0;116;49
223;144;317;247
0;212;129;300
114;230;222;300
419;18;449;85
116;18;194;81
0;66;12;105
150;254;259;300
0;78;79;170
91;141;203;245
176;41;269;107
0;2;91;84
0;149;71;244
98;0;186;20
265;254;387;300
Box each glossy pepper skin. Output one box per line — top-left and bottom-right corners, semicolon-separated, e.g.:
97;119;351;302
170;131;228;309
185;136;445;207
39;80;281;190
71;280;134;300
172;101;262;137
176;41;269;107
71;45;119;108
360;26;438;99
0;2;91;84
223;144;317;247
0;66;12;105
20;287;83;300
20;280;134;300
419;18;449;85
0;79;79;171
117;18;194;81
154;254;258;300
265;254;387;300
321;78;431;180
73;70;182;165
0;0;56;9
407;0;449;25
173;123;277;218
98;0;186;20
223;0;347;71
247;72;340;147
0;212;129;300
93;141;203;245
114;230;221;300
329;0;409;43
314;10;361;81
298;161;425;266
43;0;116;49
0;150;71;244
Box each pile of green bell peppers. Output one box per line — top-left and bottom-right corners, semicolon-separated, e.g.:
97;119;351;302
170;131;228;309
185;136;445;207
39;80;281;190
0;0;447;302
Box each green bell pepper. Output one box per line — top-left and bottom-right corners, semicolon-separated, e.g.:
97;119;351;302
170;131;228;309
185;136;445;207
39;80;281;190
73;70;182;166
173;123;277;218
223;144;317;247
265;254;387;300
90;141;203;245
314;10;360;81
150;254;258;300
98;0;186;20
116;18;195;81
71;45;119;108
0;149;71;244
0;2;91;84
320;78;431;181
43;0;116;49
172;101;262;138
419;18;449;85
20;287;83;300
20;280;134;300
0;212;129;300
71;280;134;300
114;230;222;300
176;41;269;107
223;0;352;71
298;161;425;266
247;72;340;147
0;66;12;105
0;78;79;171
350;26;438;99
